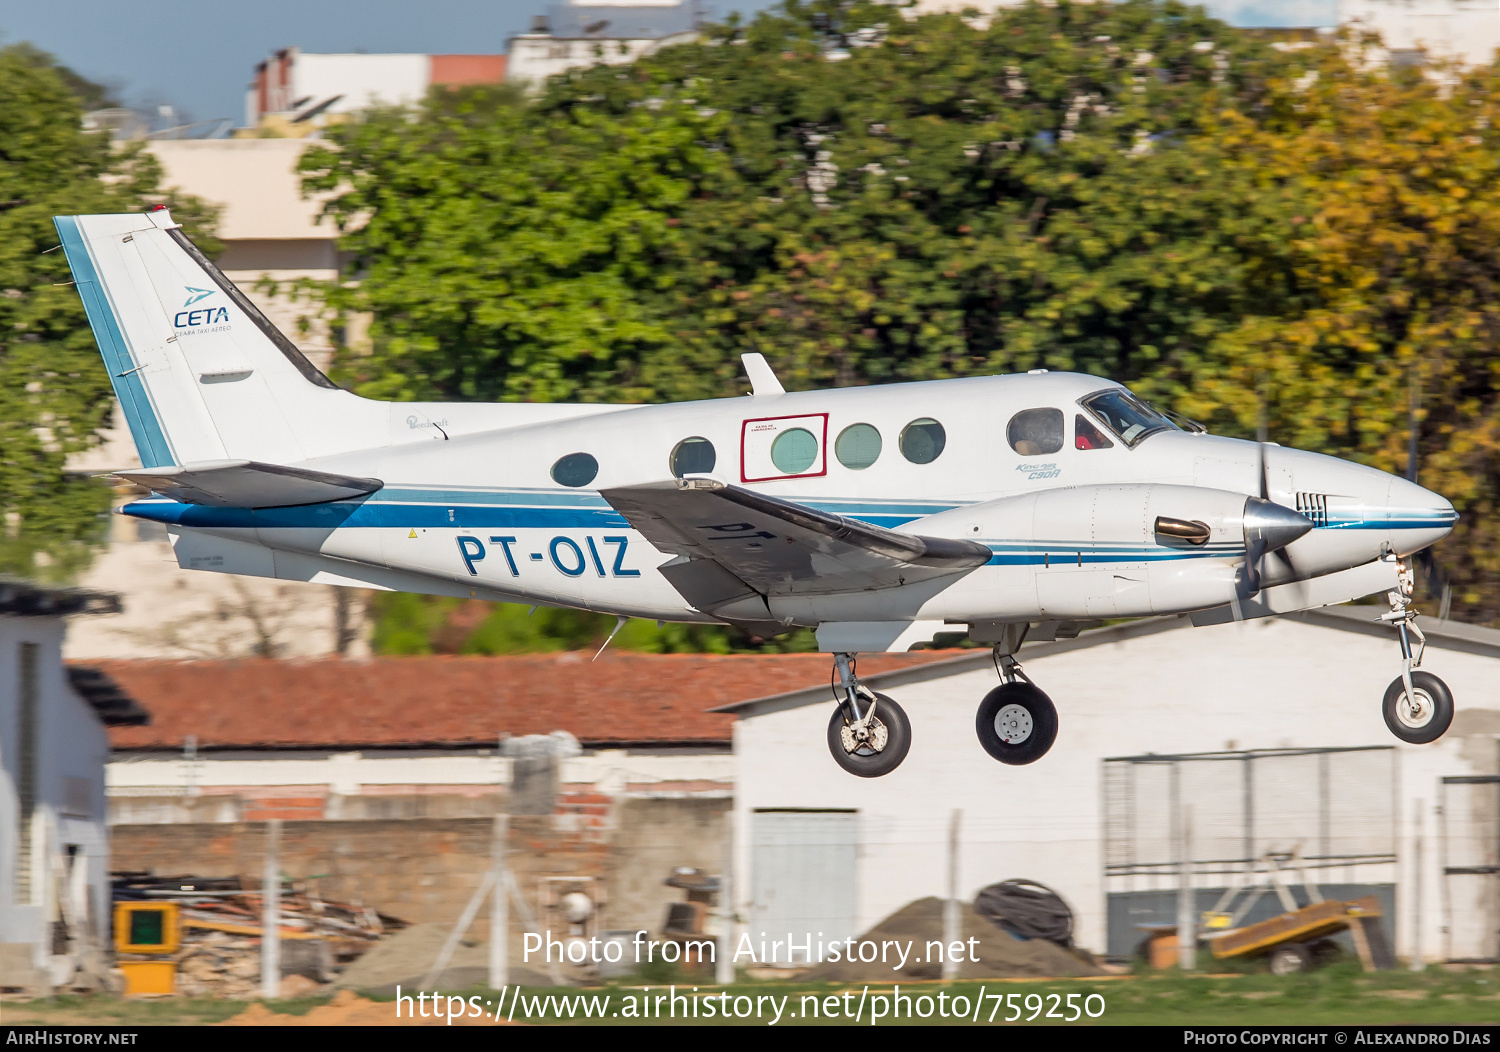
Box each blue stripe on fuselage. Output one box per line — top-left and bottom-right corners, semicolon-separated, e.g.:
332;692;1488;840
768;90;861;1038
122;488;1457;545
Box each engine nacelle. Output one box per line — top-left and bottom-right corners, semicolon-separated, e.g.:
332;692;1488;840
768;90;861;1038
908;484;1265;618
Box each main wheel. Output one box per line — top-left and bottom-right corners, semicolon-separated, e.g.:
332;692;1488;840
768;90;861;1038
1268;944;1310;976
827;693;911;778
976;682;1058;765
1382;671;1454;745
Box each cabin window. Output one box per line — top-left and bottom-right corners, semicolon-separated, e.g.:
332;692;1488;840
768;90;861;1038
1007;408;1064;456
835;423;882;470
899;418;946;464
670;436;717;477
550;452;599;487
1074;415;1115;451
770;428;819;475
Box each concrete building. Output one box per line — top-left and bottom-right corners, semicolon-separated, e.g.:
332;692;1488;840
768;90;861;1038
0;582;147;992
1340;0;1500;67
247;48;508;132
506;2;702;87
723;607;1500;965
93;652;942;936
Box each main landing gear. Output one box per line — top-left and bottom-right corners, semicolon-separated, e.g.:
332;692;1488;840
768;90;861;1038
1379;558;1454;745
976;624;1058;766
827;652;912;778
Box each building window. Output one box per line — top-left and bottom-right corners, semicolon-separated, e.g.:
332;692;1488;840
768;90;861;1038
16;642;37;904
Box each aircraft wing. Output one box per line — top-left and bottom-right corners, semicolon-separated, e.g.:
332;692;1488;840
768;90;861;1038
600;478;990;619
112;460;382;508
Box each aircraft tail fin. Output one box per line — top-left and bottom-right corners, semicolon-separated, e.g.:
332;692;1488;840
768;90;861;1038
55;209;363;469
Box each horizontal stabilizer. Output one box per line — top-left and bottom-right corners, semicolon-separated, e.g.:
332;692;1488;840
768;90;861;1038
113;460;382;509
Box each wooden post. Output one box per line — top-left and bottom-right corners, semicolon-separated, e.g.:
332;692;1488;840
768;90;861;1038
489;814;508;989
943;809;962;980
261;819;281;1000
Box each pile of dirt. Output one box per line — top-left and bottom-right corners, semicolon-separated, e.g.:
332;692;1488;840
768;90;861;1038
219;989;522;1026
333;922;554;994
801;897;1103;982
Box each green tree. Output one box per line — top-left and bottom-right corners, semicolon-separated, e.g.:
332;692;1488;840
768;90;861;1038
0;44;217;579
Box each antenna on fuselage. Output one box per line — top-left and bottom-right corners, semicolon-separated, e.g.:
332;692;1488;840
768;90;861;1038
741;353;785;397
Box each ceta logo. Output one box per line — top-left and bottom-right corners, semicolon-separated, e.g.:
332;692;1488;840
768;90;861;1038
183;286;214;307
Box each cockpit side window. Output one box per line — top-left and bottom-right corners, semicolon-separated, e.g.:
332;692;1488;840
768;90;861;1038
1007;408;1064;457
1079;389;1179;448
1075;414;1114;450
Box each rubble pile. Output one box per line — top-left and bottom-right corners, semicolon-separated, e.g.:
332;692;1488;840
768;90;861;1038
113;872;407;998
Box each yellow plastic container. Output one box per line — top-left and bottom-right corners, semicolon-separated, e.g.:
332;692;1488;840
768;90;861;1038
118;959;175;995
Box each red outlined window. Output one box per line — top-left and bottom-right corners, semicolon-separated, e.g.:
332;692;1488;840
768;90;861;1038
740;413;829;483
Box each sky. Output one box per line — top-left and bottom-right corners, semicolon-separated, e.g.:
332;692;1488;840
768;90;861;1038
1;0;1337;130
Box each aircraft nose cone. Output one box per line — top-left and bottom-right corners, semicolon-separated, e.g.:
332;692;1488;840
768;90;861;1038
1386;475;1458;552
1242;497;1314;553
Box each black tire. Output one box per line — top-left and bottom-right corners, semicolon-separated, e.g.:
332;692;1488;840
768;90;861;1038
1382;671;1454;745
827;693;911;778
1268;944;1310;976
976;682;1058;765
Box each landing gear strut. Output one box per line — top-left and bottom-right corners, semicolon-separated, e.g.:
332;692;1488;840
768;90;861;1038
975;624;1058;766
1379;558;1453;745
826;652;911;778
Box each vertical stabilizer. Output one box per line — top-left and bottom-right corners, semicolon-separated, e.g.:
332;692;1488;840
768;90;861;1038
55;209;366;468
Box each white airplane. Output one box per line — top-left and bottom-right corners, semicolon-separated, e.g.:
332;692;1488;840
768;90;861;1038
55;209;1460;776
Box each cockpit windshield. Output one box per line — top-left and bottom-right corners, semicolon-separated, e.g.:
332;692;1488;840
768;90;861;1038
1079;389;1180;448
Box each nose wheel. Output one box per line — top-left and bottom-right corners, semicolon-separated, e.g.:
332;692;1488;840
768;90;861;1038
1378;557;1454;745
826;653;912;777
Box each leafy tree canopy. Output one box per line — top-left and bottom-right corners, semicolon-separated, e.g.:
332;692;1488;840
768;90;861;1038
0;43;217;579
300;0;1500;643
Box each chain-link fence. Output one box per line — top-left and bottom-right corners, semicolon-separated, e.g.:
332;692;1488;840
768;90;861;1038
1102;747;1397;957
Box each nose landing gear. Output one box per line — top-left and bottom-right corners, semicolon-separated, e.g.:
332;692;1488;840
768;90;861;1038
975;624;1058;765
1379;558;1454;745
826;652;911;778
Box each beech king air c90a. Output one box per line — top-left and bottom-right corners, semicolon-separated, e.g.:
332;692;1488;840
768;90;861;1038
54;209;1461;776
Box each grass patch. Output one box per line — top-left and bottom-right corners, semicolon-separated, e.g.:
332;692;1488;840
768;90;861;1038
2;966;1497;1026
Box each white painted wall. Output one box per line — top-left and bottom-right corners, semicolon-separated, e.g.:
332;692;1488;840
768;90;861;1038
147;140;333;242
106;748;733;797
0;614;112;979
507;32;697;86
1342;0;1500;66
733;617;1500;961
292;53;431;116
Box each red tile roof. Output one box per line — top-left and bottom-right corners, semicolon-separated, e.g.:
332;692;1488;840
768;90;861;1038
94;651;957;751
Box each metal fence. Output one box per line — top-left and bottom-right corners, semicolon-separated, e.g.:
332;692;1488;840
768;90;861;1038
1440;775;1500;962
1103;746;1398;887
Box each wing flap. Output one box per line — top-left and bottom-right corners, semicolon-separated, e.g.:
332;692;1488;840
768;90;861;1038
600;478;990;601
113;460;382;508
